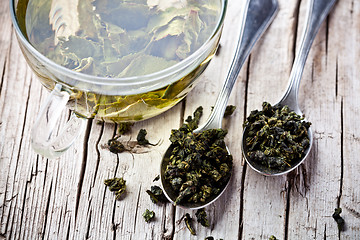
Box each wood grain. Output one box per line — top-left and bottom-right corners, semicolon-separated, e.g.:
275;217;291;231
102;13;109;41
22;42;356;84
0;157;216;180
1;0;359;239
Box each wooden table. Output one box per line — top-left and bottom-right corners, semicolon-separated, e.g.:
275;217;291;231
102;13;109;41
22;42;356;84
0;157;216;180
1;0;359;239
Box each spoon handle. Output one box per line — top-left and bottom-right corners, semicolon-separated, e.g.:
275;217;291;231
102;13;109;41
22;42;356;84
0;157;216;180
278;0;337;112
196;0;279;131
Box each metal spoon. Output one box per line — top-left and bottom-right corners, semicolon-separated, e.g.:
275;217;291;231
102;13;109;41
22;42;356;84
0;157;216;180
242;0;337;176
160;0;279;209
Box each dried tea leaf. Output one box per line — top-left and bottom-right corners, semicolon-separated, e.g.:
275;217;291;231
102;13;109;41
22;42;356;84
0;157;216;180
269;236;278;240
143;209;155;223
195;208;210;227
211;105;236;117
176;10;203;59
108;137;127;154
153;175;160;182
224;105;236;117
104;177;126;200
184;213;196;235
137;129;150;146
146;185;168;204
164;107;233;205
244;102;311;171
332;208;345;231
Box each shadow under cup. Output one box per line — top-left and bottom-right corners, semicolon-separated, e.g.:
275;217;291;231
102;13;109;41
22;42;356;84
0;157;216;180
10;0;227;157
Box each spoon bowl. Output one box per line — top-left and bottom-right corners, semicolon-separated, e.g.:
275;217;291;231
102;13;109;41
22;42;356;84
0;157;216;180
242;0;337;176
160;0;279;209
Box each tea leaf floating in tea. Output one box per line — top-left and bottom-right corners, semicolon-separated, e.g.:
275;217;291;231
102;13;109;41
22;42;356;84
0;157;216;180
104;177;126;200
243;102;311;171
25;0;221;78
143;209;155;223
164;106;233;205
195;208;210;227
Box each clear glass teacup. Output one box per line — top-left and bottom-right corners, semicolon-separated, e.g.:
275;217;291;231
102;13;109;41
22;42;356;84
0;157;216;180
10;0;227;158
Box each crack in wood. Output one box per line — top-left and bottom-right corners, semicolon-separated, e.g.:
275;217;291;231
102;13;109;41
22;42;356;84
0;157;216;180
75;120;93;220
344;205;360;219
133;184;142;233
85;209;92;239
92;121;105;187
335;57;338;97
338;98;344;207
112;198;117;240
161;204;174;239
0;29;12;96
18;179;29;239
43;158;48;189
2;194;18;204
238;56;251;240
0;54;7;96
66;219;71;240
41;180;53;240
284;178;292;240
325;17;329;58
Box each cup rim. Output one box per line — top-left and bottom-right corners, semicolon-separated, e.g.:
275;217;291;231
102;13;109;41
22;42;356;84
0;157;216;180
10;0;228;88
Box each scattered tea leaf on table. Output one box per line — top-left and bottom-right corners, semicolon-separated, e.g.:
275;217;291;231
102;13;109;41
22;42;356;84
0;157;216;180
108;137;127;154
195;208;210;227
269;235;278;240
183;213;196;235
137;129;150;146
104;177;126;200
146;185;168;204
224;105;236;117
332;208;345;231
143;209;155;223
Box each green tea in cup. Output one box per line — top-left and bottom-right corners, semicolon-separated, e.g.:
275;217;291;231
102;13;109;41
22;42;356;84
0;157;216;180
15;0;225;121
10;0;226;157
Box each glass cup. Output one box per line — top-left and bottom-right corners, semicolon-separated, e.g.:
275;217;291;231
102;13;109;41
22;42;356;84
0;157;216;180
10;0;227;158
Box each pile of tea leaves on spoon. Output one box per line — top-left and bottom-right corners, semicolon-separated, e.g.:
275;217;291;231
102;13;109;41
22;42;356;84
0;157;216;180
243;102;311;171
164;106;233;205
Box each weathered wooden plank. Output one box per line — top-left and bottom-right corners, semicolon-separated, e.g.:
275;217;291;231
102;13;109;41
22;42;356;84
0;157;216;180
286;0;342;238
0;0;12;90
0;36;86;240
67;106;182;239
1;0;360;239
0;33;37;239
241;0;300;239
334;0;360;238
